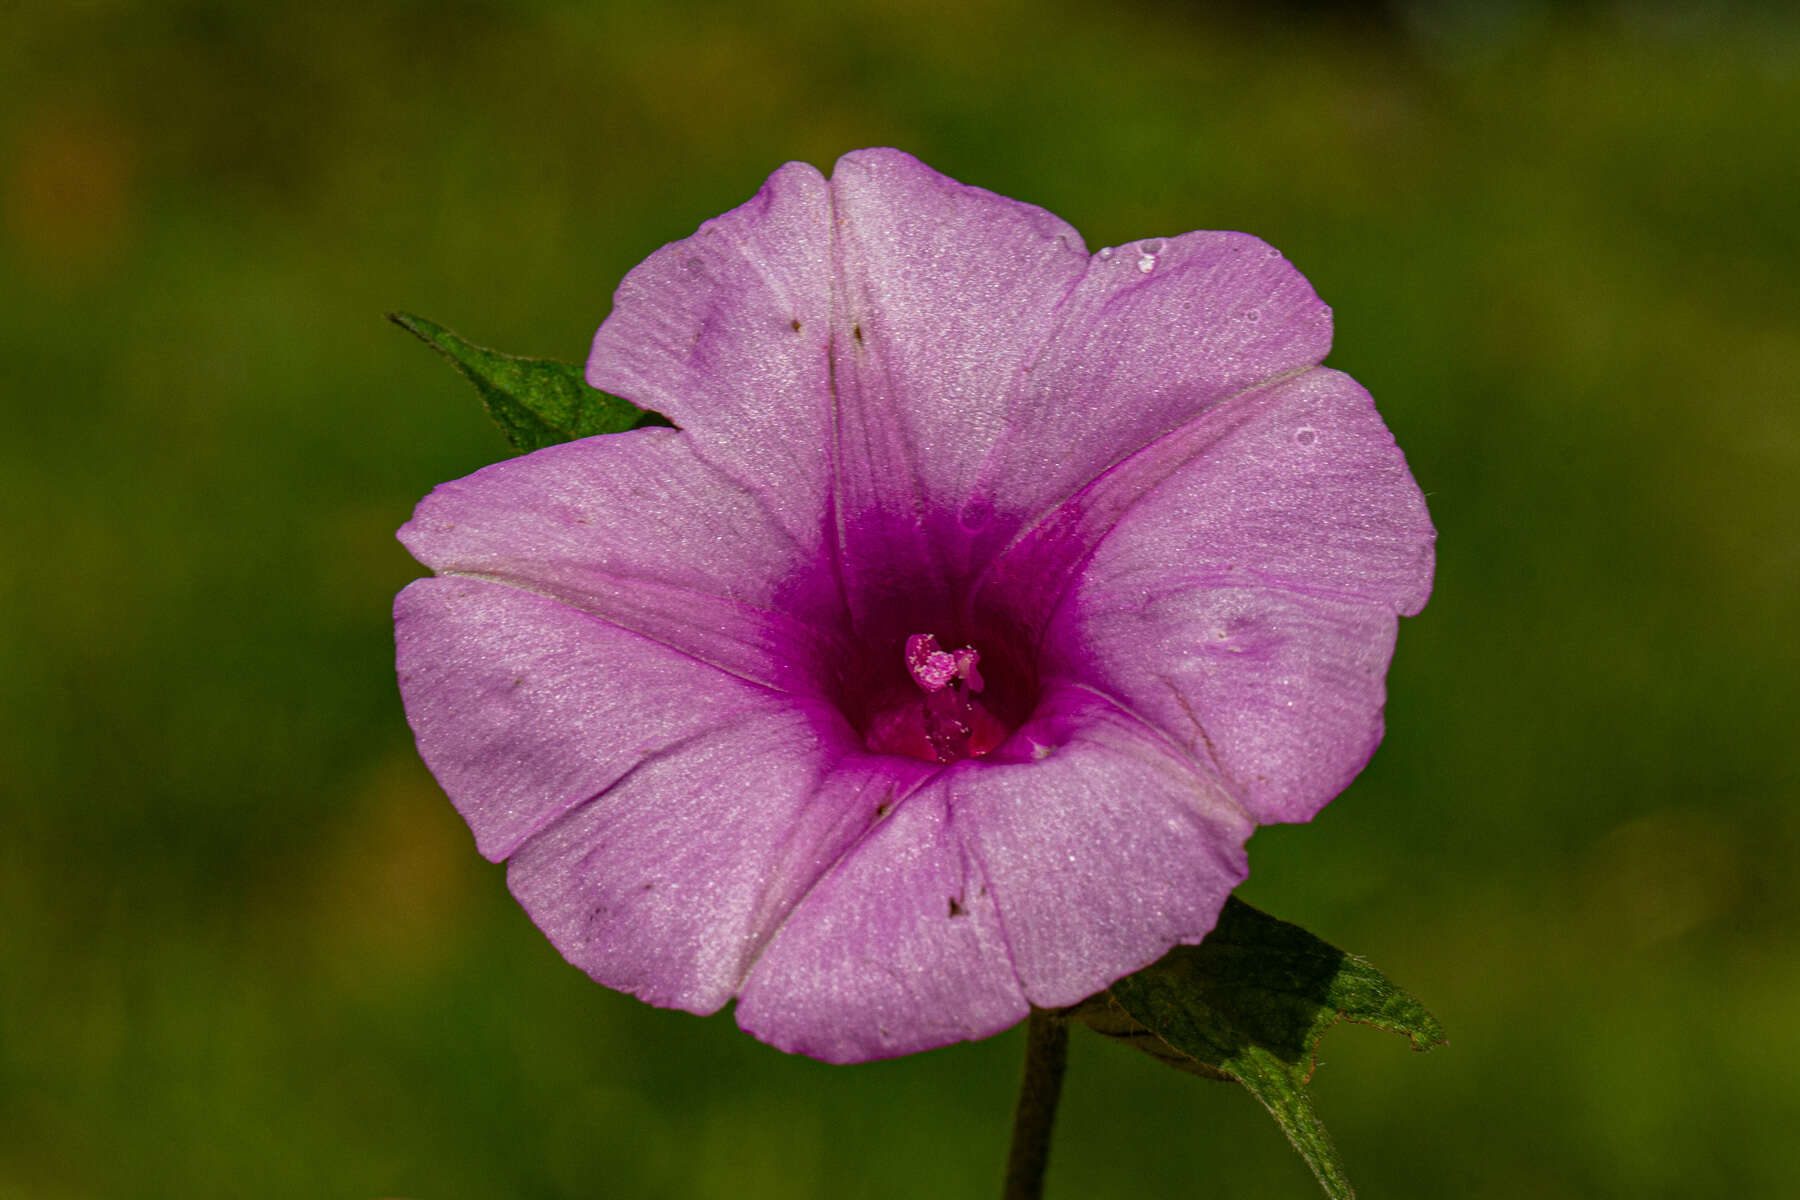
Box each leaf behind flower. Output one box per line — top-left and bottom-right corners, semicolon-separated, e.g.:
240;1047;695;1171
1070;897;1445;1199
390;312;672;452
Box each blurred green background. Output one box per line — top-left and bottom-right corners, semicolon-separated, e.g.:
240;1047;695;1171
5;1;1797;1197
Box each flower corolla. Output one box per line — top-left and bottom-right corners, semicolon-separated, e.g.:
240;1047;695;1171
395;149;1434;1062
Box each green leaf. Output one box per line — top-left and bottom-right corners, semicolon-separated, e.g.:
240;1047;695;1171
1068;898;1445;1199
389;312;672;453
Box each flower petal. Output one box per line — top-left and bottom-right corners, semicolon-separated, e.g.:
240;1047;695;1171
399;429;844;694
826;148;1090;636
736;783;1028;1063
508;724;936;1016
956;680;1253;1008
396;576;812;862
586;161;836;547
1038;368;1435;823
1068;586;1405;825
969;230;1333;545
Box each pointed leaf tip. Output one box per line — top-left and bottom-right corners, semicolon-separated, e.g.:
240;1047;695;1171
1069;898;1444;1199
389;311;673;453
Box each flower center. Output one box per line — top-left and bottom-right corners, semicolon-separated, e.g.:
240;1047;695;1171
862;633;1013;764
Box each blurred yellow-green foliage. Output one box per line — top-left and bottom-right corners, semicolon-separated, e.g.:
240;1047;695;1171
5;1;1797;1197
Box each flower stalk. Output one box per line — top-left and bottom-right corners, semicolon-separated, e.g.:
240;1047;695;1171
1003;1008;1070;1200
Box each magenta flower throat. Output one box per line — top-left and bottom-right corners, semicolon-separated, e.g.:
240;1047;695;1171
394;149;1434;1064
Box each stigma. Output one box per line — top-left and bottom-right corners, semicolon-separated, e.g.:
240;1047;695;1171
864;634;1010;764
905;633;984;694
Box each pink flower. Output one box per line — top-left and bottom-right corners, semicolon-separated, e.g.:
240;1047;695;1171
395;149;1433;1063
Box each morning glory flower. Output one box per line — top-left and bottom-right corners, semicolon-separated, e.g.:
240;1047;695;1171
394;149;1434;1063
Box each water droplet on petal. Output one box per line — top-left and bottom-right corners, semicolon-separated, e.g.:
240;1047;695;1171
1242;308;1261;322
1136;252;1156;274
1295;426;1317;446
1097;246;1114;261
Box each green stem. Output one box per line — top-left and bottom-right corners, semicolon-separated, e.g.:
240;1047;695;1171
1002;1008;1070;1200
